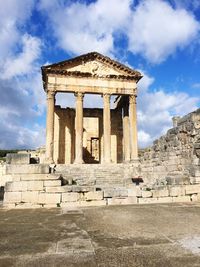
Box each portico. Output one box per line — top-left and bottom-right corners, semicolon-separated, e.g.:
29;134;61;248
42;52;142;164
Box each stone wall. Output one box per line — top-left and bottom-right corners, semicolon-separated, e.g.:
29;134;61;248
0;163;7;187
140;109;200;185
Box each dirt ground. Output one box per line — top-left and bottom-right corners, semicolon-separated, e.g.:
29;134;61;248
0;203;200;267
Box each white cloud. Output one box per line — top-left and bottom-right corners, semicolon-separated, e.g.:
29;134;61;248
38;0;131;56
0;0;35;59
0;0;46;149
1;34;42;79
127;0;200;63
137;71;199;148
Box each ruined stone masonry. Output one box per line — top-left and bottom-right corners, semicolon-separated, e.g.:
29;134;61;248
140;108;200;186
1;52;200;208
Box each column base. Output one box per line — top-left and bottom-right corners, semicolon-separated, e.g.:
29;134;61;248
74;159;84;164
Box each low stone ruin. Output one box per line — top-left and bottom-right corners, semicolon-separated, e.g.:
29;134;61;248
140;108;200;186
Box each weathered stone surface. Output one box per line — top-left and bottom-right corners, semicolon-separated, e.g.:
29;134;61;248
138;198;158;204
38;193;61;204
141;190;152;198
72;185;95;193
169;186;186;197
45;186;66;193
5;181;28;192
20;174;59;181
44;180;61;187
21;191;39;203
152;189;169;198
6;153;30;165
85;191;103;201
80;200;107;206
140;109;200;185
62;192;80;202
4;192;22;203
27;181;44;191
107;197;137;205
104;188;128;198
172;196;191;203
185;185;200;195
6;164;50;175
157;197;173;203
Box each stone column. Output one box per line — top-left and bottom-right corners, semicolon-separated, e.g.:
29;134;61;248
129;95;138;160
46;90;55;163
123;102;130;162
74;92;84;164
103;94;111;163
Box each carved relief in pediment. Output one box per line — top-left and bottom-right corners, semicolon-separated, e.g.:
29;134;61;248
66;60;123;77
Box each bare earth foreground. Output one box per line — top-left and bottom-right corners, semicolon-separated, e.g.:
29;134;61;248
0;203;200;267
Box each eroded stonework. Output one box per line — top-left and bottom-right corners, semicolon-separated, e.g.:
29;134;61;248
140;108;200;186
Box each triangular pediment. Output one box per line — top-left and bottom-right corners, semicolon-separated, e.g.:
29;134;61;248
42;52;142;81
63;60;124;76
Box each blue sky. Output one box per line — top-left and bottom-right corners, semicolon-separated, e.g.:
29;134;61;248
0;0;200;149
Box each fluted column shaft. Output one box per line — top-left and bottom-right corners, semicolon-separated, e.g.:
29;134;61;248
46;90;55;163
74;92;84;164
129;95;138;160
123;103;130;162
103;94;111;163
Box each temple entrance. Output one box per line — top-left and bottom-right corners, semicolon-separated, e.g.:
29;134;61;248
83;117;100;163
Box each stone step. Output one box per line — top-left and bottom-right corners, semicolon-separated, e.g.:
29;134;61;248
4;173;61;182
6;164;50;175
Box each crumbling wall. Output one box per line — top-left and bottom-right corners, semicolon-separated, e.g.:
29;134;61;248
140;109;200;185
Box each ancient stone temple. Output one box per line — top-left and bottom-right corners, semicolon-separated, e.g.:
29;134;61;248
41;52;142;164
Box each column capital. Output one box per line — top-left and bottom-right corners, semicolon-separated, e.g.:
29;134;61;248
103;93;111;102
47;90;56;99
129;95;137;105
74;92;84;101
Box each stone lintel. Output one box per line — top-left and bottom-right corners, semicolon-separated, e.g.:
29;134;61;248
47;76;137;95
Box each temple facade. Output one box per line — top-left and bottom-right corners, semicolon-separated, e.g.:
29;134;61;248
41;52;142;164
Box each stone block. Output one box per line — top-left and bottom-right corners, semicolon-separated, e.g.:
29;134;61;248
27;181;44;191
172;196;191;203
185;185;200;195
107;197;137;205
38;193;61;204
85;191;103;200
45;186;66;193
80;200;107;207
104;188;128;198
20;174;59;181
43;204;58;208
5;181;28;192
44;180;61;187
72;185;95;193
21;191;39;203
15;203;42;209
127;188;138;197
60;202;80;208
157;197;173;203
141;190;152;198
6;153;30;165
62;192;80;202
6;164;50;175
4;192;22;203
138;198;158;204
169;186;185;197
152;189;169;198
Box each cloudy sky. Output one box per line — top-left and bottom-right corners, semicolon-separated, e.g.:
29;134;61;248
0;0;200;149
